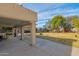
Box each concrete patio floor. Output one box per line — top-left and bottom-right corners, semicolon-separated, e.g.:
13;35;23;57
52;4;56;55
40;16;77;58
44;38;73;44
0;36;77;56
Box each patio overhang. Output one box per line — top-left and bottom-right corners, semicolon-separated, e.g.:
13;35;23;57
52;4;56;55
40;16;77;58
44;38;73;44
0;4;37;22
0;17;31;27
0;3;37;46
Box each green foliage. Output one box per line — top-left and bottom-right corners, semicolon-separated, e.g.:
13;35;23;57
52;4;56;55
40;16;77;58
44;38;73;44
71;16;79;30
40;32;42;35
51;15;66;31
44;15;79;32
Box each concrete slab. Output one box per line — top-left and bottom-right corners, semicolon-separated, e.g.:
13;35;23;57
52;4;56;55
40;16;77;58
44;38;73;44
0;37;78;56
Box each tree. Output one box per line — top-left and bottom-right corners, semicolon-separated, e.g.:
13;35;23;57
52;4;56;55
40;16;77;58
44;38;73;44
51;15;66;32
70;16;79;32
44;20;52;32
62;22;72;32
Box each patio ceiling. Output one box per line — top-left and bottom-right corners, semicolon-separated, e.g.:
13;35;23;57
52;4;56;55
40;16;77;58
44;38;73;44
0;17;31;27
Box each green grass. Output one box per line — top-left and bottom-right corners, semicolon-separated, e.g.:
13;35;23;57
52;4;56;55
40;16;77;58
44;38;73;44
37;35;79;48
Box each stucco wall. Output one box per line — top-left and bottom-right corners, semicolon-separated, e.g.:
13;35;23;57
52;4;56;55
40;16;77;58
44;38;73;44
0;4;37;21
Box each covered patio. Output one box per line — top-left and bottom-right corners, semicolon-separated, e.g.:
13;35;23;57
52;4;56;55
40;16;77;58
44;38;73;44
0;3;79;56
0;37;72;56
0;4;37;46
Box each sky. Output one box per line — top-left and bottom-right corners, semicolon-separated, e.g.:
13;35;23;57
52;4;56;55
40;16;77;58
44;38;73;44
23;3;79;28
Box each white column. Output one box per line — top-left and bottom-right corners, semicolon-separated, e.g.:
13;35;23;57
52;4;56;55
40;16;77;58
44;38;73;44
31;21;36;46
16;28;18;37
12;28;15;37
22;27;24;39
20;27;24;40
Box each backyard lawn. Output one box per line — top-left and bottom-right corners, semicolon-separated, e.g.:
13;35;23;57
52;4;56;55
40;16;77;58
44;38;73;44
36;33;79;48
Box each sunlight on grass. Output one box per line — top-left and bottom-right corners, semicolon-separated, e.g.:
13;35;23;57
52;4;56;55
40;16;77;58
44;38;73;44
37;33;79;48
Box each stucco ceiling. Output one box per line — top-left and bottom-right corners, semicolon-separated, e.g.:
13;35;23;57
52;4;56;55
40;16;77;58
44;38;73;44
0;17;31;27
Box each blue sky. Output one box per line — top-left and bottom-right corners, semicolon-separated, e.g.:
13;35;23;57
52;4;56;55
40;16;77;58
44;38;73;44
23;3;79;28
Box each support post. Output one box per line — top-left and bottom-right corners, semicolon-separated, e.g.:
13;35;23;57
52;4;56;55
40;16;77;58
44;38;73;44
20;27;22;40
20;26;24;40
12;28;15;37
31;21;36;46
16;28;18;37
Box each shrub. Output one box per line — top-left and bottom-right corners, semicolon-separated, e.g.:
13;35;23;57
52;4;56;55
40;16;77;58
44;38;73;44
40;32;42;35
